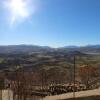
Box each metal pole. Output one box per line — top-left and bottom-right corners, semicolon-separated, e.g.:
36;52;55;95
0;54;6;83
41;71;44;100
73;56;76;98
87;64;89;89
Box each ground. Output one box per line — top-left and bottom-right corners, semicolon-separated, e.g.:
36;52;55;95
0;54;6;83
64;96;100;100
44;87;100;100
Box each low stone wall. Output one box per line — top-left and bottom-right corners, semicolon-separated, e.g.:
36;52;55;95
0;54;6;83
0;90;2;100
0;89;13;100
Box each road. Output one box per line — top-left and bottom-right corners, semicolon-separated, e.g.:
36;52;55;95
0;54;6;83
43;87;100;100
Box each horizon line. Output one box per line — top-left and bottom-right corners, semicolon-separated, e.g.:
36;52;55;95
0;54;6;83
0;44;100;48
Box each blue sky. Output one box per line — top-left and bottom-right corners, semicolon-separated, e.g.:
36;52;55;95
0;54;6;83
0;0;100;47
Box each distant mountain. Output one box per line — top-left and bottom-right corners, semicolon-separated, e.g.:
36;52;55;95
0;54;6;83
61;45;79;49
0;45;53;54
57;45;100;54
85;45;100;48
78;45;100;54
0;44;100;54
60;45;100;49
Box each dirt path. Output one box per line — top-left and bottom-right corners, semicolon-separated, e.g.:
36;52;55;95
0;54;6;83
43;87;100;100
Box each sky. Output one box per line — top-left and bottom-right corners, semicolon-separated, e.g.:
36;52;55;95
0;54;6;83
0;0;100;47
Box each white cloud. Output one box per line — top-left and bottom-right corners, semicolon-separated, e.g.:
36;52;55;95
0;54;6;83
3;0;39;25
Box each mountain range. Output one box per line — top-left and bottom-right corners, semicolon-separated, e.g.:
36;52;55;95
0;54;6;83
0;44;100;54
